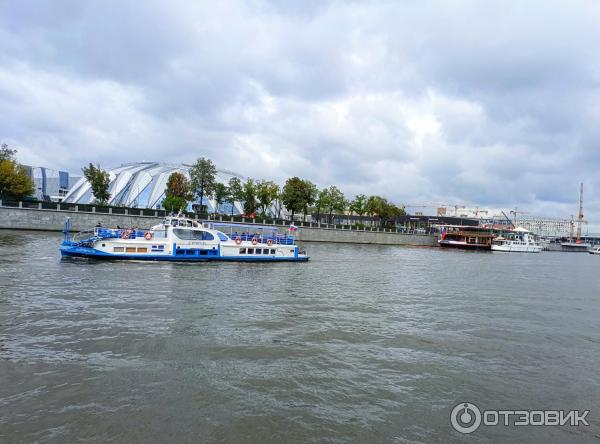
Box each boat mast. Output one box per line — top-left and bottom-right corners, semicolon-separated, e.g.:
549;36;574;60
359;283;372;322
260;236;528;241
576;182;584;242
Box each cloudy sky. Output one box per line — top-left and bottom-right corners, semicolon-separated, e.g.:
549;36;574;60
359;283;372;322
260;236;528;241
1;0;599;226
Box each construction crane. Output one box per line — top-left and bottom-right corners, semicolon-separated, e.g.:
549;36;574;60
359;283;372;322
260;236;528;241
403;202;465;216
509;207;528;225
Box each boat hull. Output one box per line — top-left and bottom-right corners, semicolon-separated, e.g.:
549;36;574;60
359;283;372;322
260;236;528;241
491;245;541;253
60;245;309;262
438;240;490;250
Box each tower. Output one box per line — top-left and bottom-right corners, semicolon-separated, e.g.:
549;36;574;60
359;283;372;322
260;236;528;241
576;183;584;243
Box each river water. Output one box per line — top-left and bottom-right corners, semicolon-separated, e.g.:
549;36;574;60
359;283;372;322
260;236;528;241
1;230;599;443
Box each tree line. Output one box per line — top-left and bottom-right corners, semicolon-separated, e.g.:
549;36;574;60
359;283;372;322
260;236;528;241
1;149;406;227
163;157;406;226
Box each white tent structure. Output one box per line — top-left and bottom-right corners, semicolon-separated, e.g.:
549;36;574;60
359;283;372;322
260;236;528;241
63;162;247;214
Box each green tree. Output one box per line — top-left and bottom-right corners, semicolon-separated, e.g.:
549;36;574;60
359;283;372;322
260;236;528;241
213;182;228;214
301;179;318;222
242;179;257;215
365;195;405;228
281;177;319;221
256;180;280;216
82;163;111;205
189;157;217;215
0;143;17;162
314;188;330;223
227;177;243;216
162;172;192;212
350;194;367;217
365;195;384;217
324;186;347;224
281;176;305;221
349;194;368;225
0;145;34;200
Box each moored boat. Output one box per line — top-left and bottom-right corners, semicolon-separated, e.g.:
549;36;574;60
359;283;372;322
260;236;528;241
491;227;542;253
60;217;309;262
437;225;494;250
561;241;592;252
589;245;600;255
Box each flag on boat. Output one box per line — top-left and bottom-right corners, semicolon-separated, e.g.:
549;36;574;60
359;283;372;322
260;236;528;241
441;227;447;240
289;224;298;232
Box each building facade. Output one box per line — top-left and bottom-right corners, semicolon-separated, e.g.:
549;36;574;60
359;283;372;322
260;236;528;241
23;166;79;202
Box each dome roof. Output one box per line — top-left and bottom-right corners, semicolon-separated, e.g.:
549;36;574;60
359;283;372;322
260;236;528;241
64;162;245;212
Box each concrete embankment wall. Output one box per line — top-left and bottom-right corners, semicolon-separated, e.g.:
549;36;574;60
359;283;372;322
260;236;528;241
0;206;162;232
296;226;436;246
0;206;438;247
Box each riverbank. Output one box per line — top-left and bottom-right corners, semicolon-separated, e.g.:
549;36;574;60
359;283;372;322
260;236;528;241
0;205;438;247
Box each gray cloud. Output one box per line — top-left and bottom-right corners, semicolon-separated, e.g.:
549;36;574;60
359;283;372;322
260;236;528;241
1;0;599;229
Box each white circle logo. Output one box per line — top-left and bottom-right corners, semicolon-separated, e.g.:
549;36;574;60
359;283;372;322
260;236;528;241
451;402;482;434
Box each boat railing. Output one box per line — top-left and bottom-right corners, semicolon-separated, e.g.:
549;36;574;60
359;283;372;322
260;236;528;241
94;227;148;240
229;232;295;245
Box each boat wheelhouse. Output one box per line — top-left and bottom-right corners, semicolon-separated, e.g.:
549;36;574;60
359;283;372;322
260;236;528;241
60;217;309;262
491;227;542;253
437;225;495;250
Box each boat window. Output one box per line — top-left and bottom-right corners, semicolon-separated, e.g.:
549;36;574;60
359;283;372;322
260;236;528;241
215;231;229;241
173;229;214;241
137;247;148;253
113;247;124;252
239;248;246;254
126;247;136;253
263;249;270;254
247;248;254;254
270;249;276;254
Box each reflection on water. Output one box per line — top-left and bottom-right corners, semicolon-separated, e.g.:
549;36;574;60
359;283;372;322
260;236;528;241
1;231;600;443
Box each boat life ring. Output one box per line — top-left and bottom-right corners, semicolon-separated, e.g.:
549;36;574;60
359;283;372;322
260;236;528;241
144;231;153;240
121;230;130;240
267;239;273;246
235;237;242;245
251;237;258;245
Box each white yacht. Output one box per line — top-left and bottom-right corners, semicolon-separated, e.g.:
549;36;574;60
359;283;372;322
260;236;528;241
589;245;600;255
491;227;542;253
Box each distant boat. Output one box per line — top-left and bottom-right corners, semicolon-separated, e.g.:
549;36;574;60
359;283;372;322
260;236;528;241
491;227;542;253
588;245;600;255
437;225;494;250
560;241;592;252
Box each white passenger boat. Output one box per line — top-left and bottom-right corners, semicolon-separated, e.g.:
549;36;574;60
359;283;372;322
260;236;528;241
60;217;309;262
589;245;600;255
491;227;542;253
